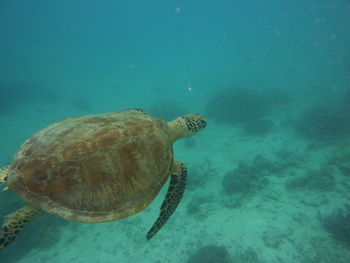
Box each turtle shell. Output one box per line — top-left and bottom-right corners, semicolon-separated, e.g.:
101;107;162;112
7;110;174;223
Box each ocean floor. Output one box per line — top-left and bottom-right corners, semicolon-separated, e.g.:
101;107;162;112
1;100;350;263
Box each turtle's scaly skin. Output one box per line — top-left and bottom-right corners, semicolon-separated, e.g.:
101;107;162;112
7;110;174;223
0;206;39;249
146;163;187;240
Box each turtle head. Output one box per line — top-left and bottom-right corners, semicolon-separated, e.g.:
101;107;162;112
168;114;207;141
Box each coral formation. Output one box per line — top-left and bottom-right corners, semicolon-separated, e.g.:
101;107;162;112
285;166;335;192
187;159;217;191
294;92;350;141
186;245;232;263
222;169;251;195
221;155;281;196
187;245;262;263
221;155;277;208
296;237;350;263
327;142;350;176
205;85;291;125
319;204;350;246
205;88;271;125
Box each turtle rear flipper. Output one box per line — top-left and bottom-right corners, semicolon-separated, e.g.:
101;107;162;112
146;161;187;240
0;206;40;249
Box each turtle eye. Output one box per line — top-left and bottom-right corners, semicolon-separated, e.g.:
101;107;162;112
199;119;207;129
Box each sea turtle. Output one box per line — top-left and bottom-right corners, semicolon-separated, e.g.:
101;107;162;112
0;109;207;249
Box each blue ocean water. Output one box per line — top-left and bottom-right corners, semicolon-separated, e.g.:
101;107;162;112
0;0;350;262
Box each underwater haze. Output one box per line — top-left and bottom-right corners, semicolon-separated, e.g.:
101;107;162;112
1;0;350;262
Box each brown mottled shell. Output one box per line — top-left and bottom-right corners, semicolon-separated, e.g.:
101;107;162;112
7;110;174;223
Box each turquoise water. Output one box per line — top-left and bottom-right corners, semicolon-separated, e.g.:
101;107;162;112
1;0;350;262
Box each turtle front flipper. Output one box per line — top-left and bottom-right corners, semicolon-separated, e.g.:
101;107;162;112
0;206;40;249
0;166;9;185
146;161;187;240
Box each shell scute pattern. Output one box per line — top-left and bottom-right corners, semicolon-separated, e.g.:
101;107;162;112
8;111;173;222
